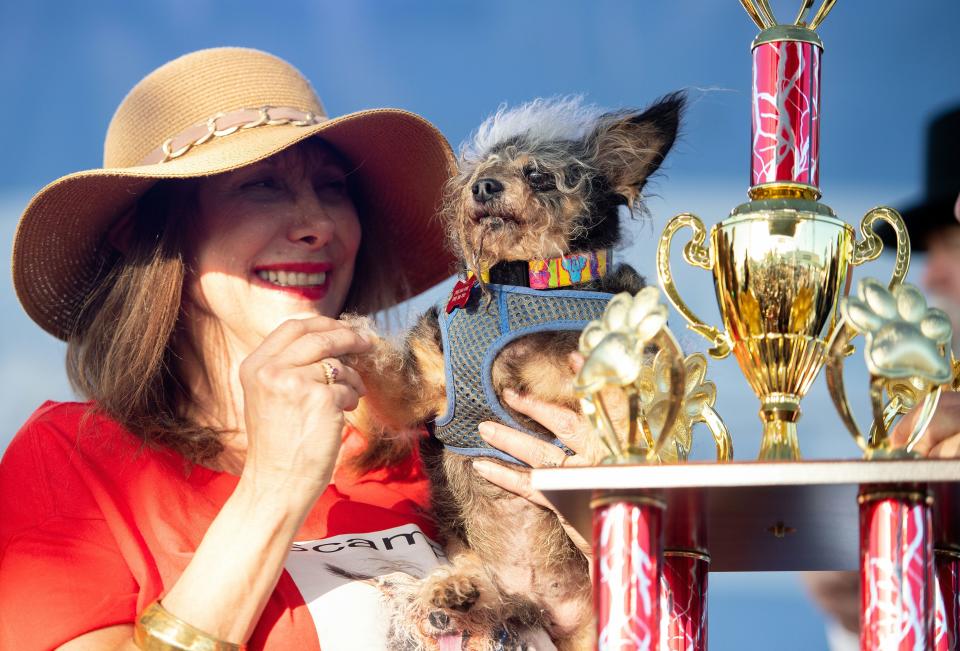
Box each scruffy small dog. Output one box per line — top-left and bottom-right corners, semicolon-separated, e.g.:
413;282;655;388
353;93;683;649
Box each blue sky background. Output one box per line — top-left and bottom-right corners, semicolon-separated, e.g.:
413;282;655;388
2;1;959;648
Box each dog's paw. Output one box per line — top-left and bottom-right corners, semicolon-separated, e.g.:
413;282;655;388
423;570;482;612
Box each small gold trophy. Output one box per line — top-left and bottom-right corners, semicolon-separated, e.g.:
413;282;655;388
656;0;911;460
573;288;732;463
825;278;955;458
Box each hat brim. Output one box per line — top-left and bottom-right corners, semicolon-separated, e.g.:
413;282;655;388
876;197;959;252
13;108;457;339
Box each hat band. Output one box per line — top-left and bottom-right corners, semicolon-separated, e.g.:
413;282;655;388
138;106;323;166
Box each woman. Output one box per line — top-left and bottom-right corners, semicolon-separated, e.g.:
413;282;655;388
0;47;597;650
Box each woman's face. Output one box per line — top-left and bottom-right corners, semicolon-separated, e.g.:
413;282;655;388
184;141;361;352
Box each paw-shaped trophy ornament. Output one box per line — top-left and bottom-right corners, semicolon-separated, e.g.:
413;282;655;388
574;287;732;463
825;278;955;458
637;351;732;463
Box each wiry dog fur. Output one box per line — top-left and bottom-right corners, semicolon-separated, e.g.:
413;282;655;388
350;93;684;649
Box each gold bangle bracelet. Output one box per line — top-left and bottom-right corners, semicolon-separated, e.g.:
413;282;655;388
133;600;247;651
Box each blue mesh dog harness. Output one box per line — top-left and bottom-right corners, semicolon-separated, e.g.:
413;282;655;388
435;282;612;465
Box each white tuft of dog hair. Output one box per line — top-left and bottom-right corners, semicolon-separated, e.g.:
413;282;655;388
461;95;606;163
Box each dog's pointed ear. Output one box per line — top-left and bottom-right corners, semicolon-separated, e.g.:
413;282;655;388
589;92;684;206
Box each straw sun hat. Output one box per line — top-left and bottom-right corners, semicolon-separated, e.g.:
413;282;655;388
12;47;457;340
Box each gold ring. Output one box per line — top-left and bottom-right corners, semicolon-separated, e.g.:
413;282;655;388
321;361;339;385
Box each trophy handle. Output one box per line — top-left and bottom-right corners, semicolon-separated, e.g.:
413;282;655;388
657;213;731;359
696;404;733;461
903;389;942;453
680;352;733;462
866;378;942;454
851;207;911;289
645;327;687;462
824;323;870;452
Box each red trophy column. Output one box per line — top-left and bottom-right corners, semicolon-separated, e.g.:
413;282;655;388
750;31;822;197
660;550;709;651
859;486;935;650
593;493;665;650
935;547;960;651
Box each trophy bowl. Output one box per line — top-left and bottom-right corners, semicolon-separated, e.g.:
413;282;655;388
711;200;851;459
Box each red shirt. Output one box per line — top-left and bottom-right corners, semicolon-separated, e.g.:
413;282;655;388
0;401;439;650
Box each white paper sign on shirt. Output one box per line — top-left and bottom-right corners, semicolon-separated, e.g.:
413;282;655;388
286;524;446;649
285;524;557;650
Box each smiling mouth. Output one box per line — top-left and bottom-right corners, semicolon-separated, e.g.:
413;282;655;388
255;269;327;287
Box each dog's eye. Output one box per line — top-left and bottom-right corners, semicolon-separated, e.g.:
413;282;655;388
524;169;555;192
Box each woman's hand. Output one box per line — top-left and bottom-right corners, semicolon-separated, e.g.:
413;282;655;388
890;390;960;458
239;316;372;497
471;387;606;557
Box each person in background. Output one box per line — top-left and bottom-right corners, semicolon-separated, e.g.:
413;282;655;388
806;104;960;650
897;108;960;356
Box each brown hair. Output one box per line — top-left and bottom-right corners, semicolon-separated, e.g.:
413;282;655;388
66;139;403;465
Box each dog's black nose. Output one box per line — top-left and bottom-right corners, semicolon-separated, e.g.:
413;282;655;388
428;610;451;631
472;178;504;203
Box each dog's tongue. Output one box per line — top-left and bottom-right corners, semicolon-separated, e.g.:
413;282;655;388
438;633;462;651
